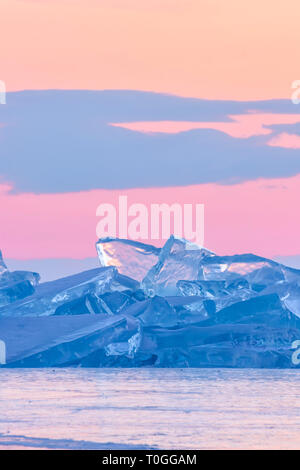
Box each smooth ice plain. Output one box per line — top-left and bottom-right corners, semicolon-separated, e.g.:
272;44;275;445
1;368;300;450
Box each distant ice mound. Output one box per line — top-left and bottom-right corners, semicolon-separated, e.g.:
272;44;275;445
0;238;300;368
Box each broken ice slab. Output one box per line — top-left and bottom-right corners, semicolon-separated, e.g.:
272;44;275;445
53;293;104;316
0;251;40;286
122;294;213;328
104;316;142;360
0;270;41;307
156;344;295;368
98;291;135;314
136;322;300;367
198;254;271;281
199;253;275;281
0;280;35;308
110;272;140;292
96;238;160;282
54;290;137;317
0;270;40;287
136;296;179;327
0;314;106;363
118;294;212;327
198;253;298;287
166;295;214;324
177;279;228;297
177;278;254;311
141;235;214;297
0;313;140;367
211;293;300;329
0;251;41;307
144;323;300;350
0;267;124;317
117;294;194;328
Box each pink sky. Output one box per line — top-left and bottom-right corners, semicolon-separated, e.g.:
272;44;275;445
110;114;300;143
0;0;299;261
268;133;300;149
0;175;299;260
1;0;300;100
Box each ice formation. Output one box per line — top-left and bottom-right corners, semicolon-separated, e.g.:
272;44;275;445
0;237;300;368
0;252;40;308
96;238;160;282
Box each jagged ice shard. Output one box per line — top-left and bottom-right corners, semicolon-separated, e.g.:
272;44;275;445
0;251;40;308
96;238;160;282
0;266;138;317
142;235;214;296
1;238;300;368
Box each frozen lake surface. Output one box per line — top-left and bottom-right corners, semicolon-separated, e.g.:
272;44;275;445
0;368;300;450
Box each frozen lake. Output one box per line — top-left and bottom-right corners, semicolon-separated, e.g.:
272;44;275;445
0;368;300;450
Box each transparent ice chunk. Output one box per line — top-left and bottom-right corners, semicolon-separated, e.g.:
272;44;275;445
0;280;35;308
4;314;139;367
0;267;117;317
199;253;277;281
137;295;179;327
167;295;213;324
213;293;300;329
142;235;214;296
96;238;160;282
53;293;105;316
137;322;299;368
177;278;254;311
0;251;40;307
0;270;40;287
105;325;142;359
